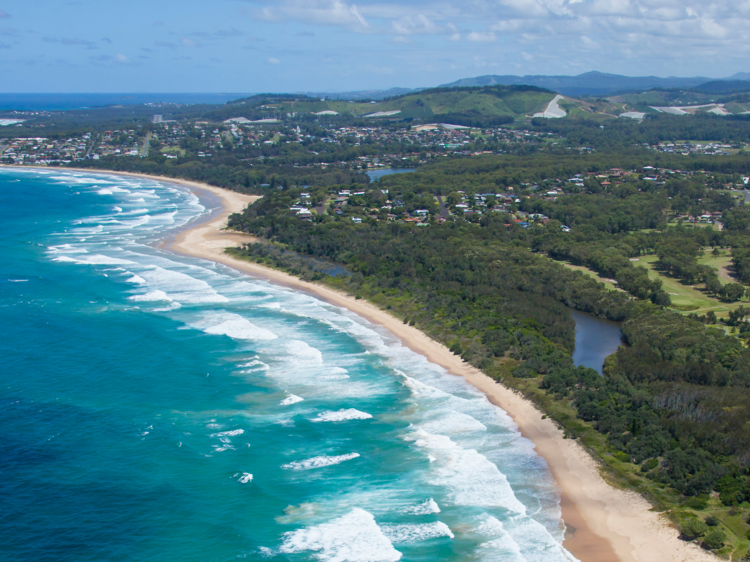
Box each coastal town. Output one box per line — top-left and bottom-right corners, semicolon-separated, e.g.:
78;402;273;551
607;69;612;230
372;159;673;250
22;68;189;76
0;119;562;166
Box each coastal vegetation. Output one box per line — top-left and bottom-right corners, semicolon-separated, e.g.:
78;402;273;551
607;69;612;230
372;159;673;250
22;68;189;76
226;152;750;558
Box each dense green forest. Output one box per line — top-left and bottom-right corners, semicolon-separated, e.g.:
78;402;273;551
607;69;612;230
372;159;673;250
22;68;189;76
225;152;750;553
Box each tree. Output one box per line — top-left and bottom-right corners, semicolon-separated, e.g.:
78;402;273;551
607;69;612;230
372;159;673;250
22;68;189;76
728;306;750;326
702;528;726;550
681;519;708;541
720;283;746;303
446;191;462;205
651;290;672;307
706;276;723;296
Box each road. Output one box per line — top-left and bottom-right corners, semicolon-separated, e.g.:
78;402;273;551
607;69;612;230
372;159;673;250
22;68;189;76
436;195;450;219
83;134;98;159
140;132;151;157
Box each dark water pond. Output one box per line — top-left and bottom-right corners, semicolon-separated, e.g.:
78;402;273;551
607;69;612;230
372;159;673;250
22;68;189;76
571;310;623;374
366;168;417;181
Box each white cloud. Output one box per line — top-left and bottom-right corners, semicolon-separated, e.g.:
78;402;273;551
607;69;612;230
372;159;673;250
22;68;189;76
116;53;129;63
259;0;369;30
580;35;599;48
392;14;440;35
467;31;497;42
243;0;750;77
268;57;280;64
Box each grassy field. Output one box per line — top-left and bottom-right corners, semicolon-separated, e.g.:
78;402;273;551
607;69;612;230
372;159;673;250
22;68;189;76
557;261;620;291
550;251;746;319
635;254;748;317
697;249;735;283
160;146;186;156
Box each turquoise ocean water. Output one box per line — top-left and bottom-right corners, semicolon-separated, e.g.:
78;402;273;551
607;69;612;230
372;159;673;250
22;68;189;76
0;169;576;562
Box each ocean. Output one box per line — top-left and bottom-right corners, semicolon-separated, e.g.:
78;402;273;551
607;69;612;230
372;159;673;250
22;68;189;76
0;94;253;112
0;168;576;562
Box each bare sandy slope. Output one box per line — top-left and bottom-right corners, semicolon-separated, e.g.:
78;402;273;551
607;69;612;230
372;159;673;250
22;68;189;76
19;166;712;562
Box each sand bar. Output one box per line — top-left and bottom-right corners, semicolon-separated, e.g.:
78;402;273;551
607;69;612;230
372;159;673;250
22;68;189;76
2;166;717;562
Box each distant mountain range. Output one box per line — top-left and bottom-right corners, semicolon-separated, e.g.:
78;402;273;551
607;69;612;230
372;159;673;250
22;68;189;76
308;71;750;100
438;71;715;97
300;88;414;101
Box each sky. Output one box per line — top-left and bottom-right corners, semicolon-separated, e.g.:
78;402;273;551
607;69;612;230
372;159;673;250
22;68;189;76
0;0;749;93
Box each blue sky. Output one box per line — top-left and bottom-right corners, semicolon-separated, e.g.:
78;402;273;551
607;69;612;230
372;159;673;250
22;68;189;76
0;0;748;92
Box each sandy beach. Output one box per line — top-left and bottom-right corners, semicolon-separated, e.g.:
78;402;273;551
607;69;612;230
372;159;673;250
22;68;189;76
6;166;715;562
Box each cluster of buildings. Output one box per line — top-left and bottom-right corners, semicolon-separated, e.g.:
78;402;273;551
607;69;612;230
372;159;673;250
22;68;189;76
0;134;92;164
650;141;743;156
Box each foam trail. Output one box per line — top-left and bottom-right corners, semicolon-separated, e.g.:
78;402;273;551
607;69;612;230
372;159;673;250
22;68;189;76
311;409;372;423
402;499;440;515
278;508;402;561
282;453;360;471
196;312;277;341
382;522;454;543
280;395;304;406
407;429;527;514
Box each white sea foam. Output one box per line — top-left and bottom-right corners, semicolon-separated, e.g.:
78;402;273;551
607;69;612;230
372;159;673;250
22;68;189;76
238;359;270;371
238;472;253;484
280;394;304;406
8;279;29;283
47;244;88;254
52;254;135;265
407;429;527;514
420;410;487;435
125;274;146;284
136;267;228;303
213;429;244;437
318;367;350;381
282;453;360;471
129;290;171;302
311;409;372;423
285;340;323;365
474;516;525;561
278;508;401;562
382;521;454;543
97;188;114;195
402;499;440;515
198;312;277;341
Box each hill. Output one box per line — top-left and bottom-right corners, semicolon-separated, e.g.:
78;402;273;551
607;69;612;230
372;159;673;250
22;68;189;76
441;71;712;97
692;80;750;94
210;86;558;125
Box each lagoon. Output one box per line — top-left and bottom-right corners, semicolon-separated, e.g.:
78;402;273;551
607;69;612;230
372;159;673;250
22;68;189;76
571;310;623;374
366;168;417;181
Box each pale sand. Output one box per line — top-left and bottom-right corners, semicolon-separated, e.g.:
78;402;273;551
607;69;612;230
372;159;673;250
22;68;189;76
5;166;715;562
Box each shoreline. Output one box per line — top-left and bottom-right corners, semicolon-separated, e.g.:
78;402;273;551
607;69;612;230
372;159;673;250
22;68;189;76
2;165;716;561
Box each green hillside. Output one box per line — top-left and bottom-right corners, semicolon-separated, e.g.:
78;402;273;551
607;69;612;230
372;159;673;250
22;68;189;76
217;86;557;124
